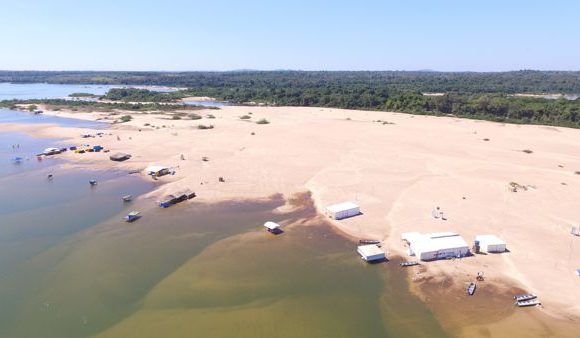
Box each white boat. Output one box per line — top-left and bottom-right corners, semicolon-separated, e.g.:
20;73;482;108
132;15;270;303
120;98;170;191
122;195;133;202
264;221;282;234
516;299;541;307
43;147;61;156
513;294;536;302
124;211;141;222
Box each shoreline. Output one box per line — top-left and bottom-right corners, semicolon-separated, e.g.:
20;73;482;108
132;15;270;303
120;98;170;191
2;104;580;331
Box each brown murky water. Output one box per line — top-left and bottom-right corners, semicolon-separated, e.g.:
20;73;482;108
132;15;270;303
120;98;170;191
0;190;450;338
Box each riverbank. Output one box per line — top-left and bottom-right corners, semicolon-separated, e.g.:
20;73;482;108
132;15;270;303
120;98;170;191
2;104;580;335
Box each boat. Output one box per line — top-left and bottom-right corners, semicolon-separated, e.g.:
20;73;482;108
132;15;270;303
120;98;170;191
124;211;141;222
513;294;537;302
89;179;97;186
359;239;381;245
158;189;196;208
400;261;419;267
264;221;282;234
43;147;61;156
122;195;133;202
466;282;476;296
12;157;23;164
516;299;541;307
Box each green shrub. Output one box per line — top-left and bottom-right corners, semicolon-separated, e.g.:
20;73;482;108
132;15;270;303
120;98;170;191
119;115;132;123
239;115;251;120
255;118;270;125
197;124;214;130
189;113;202;120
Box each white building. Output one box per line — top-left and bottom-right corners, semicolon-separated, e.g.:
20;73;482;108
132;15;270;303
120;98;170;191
325;202;360;220
475;235;507;253
357;244;385;262
402;232;470;261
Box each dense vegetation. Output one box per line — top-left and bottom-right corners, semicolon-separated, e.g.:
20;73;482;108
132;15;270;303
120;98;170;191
1;70;579;128
0;99;209;112
2;70;580;94
102;88;180;102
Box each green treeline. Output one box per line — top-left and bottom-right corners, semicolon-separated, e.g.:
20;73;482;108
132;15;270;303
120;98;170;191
102;88;179;102
1;70;580;128
2;70;580;94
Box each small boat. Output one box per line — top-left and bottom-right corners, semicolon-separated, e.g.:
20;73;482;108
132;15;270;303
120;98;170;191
122;195;133;202
89;179;97;186
516;299;541;307
400;261;419;267
124;211;141;222
513;294;537;302
466;282;476;296
12;157;23;164
264;221;282;234
359;239;381;245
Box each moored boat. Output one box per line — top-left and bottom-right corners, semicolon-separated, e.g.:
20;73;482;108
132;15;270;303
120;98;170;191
89;179;97;186
516;299;541;307
400;261;419;267
466;282;476;296
122;195;133;202
513;294;537;302
124;211;141;222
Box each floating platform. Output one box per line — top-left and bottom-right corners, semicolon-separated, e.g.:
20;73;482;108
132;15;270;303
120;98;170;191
357;244;386;262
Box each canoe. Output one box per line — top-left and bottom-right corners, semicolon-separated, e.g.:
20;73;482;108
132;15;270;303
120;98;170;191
513;294;537;302
516;299;541;307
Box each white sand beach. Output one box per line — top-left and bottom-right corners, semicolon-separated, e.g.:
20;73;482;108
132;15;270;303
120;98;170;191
4;104;580;327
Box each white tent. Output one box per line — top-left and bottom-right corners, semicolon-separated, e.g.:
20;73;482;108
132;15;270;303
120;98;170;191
326;202;360;220
475;235;506;253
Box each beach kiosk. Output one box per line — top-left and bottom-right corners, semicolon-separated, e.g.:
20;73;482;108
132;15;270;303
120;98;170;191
145;165;171;177
325;202;360;220
264;221;282;234
357;244;386;262
475;235;507;253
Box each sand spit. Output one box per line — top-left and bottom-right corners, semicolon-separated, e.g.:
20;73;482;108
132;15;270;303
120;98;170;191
3;104;580;328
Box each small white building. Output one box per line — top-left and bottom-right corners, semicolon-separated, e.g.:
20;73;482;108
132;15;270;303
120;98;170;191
326;202;360;220
405;232;470;261
475;235;507;253
357;244;385;262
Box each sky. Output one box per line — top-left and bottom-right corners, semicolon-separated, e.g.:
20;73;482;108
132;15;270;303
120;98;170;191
0;0;578;72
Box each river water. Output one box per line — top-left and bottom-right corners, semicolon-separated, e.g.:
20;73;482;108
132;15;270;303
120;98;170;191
0;83;452;338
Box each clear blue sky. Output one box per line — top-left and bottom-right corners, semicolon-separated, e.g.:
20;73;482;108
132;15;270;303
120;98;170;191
1;0;578;71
